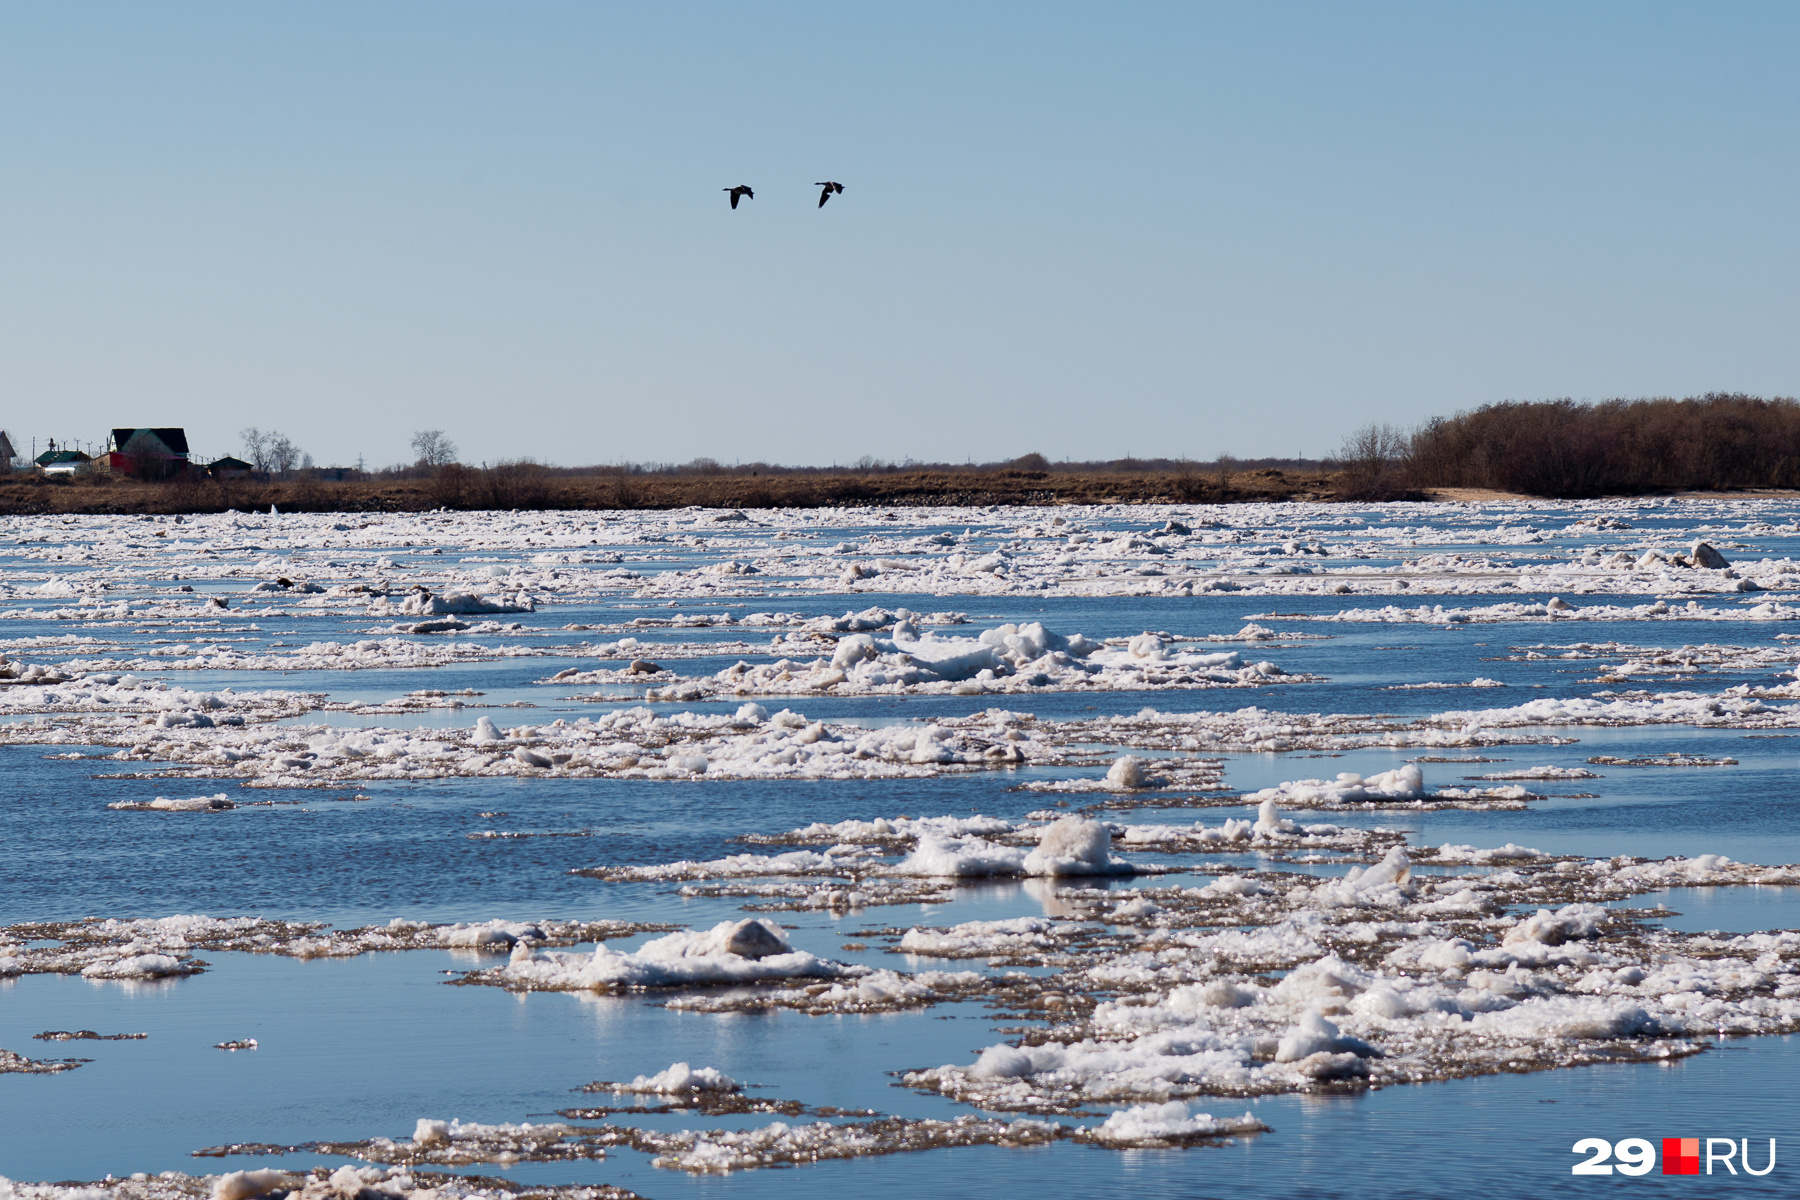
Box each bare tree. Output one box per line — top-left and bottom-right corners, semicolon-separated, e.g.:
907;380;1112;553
1336;423;1410;498
266;434;301;476
240;428;270;472
1338;424;1408;475
411;429;458;468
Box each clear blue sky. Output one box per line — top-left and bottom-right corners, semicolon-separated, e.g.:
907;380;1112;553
2;3;1795;468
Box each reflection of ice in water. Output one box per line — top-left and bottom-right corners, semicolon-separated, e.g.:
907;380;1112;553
1023;876;1085;917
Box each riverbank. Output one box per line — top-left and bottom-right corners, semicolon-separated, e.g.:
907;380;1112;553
0;466;1353;514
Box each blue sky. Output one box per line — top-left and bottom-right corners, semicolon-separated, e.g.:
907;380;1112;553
2;3;1795;468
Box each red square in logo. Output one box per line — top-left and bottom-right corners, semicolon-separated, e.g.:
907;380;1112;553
1663;1137;1701;1175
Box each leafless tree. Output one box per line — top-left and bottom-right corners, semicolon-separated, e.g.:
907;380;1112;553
1335;423;1410;498
411;429;458;468
1338;424;1408;476
240;427;270;472
1214;453;1239;489
266;434;302;476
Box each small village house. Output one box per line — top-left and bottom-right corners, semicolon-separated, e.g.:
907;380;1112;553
35;440;92;475
106;427;192;480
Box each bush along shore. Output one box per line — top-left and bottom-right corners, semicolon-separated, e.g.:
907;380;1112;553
1402;393;1800;498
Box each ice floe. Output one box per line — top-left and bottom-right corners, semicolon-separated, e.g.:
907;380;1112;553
471;919;862;994
0;915;677;978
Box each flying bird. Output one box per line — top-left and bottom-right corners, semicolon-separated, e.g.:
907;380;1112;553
815;181;845;208
723;185;754;210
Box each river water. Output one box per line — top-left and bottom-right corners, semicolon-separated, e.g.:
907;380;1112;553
1;498;1797;1197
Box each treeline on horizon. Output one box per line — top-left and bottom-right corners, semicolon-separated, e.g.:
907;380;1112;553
374;451;1325;482
344;393;1800;500
1384;393;1800;498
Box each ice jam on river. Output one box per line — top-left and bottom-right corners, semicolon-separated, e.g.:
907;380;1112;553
3;496;1800;1198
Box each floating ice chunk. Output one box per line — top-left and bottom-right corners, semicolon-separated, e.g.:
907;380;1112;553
374;589;534;617
400;1116;575;1152
1468;996;1659;1040
1307;847;1415;907
327;1166;369;1197
1431;843;1544;863
0;658;71;684
107;794;234;812
1203;875;1269;901
1022;815;1135;876
713;918;790;959
1088;1101;1265;1145
1474;766;1596;781
1128;633;1167;660
1273;1010;1380;1062
80;953;188;979
761;813;1018;845
496;919;855;991
899;917;1063;957
590;848;864;882
1104;756;1145;790
438;920;544;948
643;1114;1064;1172
212;1169;291;1200
699;618;1286;698
1244;764;1429;809
624;1062;741;1093
473;715;502;743
971;1043;1049;1078
1193;979;1261;1007
894;833;1029;877
831;633;881;669
1504;903;1607;947
1691;541;1730;569
663;967;988;1014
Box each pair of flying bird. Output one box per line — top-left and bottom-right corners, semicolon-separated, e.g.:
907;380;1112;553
724;182;843;209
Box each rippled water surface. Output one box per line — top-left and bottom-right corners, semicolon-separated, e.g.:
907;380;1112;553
3;500;1799;1196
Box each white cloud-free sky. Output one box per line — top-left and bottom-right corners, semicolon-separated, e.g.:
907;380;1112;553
2;2;1795;468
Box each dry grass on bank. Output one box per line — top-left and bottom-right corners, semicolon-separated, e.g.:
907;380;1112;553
0;465;1351;516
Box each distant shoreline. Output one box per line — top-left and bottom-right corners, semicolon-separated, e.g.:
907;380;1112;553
2;471;1796;515
0;468;1345;515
